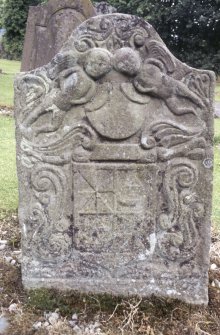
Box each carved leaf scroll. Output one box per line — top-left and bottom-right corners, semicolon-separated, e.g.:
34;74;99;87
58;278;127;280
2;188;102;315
158;159;204;261
28;163;72;259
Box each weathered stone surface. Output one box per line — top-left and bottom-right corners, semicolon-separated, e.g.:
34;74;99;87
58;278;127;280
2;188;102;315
15;14;215;304
21;0;95;71
94;1;117;15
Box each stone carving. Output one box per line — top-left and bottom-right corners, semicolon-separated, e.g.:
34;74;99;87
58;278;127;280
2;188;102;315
21;0;96;71
15;14;215;305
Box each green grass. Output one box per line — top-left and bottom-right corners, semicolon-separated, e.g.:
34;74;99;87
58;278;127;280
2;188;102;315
0;59;21;74
0;59;21;107
0;116;18;218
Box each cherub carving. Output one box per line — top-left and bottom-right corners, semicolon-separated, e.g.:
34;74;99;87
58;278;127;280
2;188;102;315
21;66;96;137
133;61;205;117
20;49;114;138
19;45;205;146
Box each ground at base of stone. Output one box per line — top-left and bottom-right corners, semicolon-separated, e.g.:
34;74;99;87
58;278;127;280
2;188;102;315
0;214;220;335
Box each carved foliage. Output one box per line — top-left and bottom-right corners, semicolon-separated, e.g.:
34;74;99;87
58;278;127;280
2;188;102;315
158;159;204;261
26;164;72;259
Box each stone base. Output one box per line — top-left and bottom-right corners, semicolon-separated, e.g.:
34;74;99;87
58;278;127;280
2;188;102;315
23;275;209;305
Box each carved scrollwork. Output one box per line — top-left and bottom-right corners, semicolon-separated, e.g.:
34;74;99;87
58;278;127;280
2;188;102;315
20;123;97;166
158;159;204;261
27;164;72;259
15;73;50;121
183;72;215;108
74;37;97;53
146;40;176;74
71;15;151;53
140;120;206;161
27;205;72;259
31;163;66;217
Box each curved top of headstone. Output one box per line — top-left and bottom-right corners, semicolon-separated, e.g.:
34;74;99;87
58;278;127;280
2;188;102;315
17;13;215;145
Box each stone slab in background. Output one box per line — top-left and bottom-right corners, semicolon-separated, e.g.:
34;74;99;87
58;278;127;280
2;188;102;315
15;14;215;305
21;0;95;72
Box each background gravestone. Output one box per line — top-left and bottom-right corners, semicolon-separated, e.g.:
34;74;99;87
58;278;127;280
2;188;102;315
15;14;215;305
21;0;95;71
94;1;117;14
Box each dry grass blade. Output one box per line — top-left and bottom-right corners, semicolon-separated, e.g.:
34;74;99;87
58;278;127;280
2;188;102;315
119;298;142;335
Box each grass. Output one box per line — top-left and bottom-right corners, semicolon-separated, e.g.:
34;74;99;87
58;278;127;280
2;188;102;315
0;116;18;218
0;59;21;107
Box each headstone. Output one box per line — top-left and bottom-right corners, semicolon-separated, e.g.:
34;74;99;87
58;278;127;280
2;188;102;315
95;1;117;14
21;0;95;72
15;14;215;305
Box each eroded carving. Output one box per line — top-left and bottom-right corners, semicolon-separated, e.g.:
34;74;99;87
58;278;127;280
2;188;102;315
27;164;72;259
158;159;204;261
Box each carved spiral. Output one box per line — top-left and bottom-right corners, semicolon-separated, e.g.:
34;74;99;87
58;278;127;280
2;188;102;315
163;159;198;221
172;163;198;188
75;37;96;52
158;159;200;261
31;164;66;211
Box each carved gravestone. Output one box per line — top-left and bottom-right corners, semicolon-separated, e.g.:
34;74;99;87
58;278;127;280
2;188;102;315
21;0;95;71
15;14;215;304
